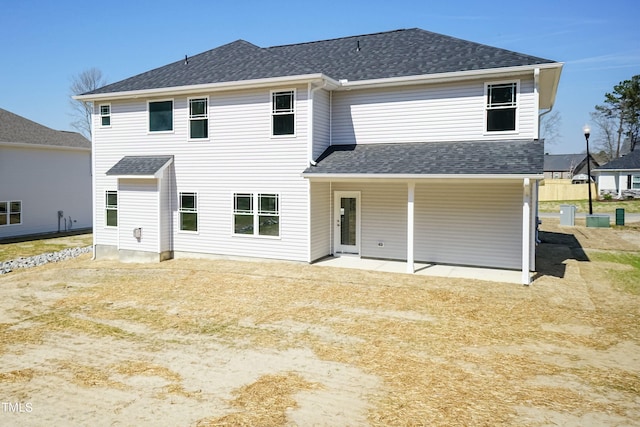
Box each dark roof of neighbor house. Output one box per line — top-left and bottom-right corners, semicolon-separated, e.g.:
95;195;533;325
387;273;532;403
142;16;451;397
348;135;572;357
595;150;640;171
106;156;174;176
543;154;590;172
0;108;90;149
303;140;543;176
87;28;556;95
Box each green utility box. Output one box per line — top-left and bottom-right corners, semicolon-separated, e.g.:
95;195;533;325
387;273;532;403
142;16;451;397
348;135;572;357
615;208;625;226
586;214;610;228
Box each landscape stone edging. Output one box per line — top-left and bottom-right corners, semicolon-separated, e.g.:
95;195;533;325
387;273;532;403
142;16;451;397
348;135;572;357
0;246;92;275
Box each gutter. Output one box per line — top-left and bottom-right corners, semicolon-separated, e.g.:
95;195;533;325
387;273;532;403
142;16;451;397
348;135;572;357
301;173;545;181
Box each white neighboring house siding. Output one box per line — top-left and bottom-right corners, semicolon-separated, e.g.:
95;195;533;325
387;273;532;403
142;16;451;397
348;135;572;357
331;77;536;145
93;85;311;262
0;144;91;239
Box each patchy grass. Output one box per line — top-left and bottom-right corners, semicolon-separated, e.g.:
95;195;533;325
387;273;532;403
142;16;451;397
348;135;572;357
539;199;640;213
588;250;640;295
0;233;92;262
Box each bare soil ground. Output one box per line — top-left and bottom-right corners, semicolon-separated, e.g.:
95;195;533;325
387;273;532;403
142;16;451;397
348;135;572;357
0;221;638;426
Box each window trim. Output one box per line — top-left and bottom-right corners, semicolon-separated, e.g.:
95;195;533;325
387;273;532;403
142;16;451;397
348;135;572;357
147;99;174;133
270;89;296;138
232;192;281;238
188;96;209;141
179;192;199;233
0;200;22;227
105;191;117;228
99;103;111;127
484;80;519;134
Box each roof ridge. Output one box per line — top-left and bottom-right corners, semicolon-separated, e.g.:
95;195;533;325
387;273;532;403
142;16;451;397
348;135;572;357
267;28;414;49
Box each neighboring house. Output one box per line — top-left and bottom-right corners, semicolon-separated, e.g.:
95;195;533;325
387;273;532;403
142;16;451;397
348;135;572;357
75;28;562;285
543;153;599;182
594;150;640;198
0;108;92;239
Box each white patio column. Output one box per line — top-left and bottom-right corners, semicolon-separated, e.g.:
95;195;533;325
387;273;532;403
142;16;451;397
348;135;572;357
407;181;415;274
522;178;531;285
618;172;623;198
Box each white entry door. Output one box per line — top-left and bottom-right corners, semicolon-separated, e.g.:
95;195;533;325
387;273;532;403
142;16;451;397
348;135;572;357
334;191;360;255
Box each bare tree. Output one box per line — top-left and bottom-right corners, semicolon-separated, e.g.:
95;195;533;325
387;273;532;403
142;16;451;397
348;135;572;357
590;110;619;162
540;110;562;145
69;68;107;139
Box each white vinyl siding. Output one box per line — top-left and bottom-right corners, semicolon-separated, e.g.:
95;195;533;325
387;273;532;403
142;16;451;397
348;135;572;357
93;86;309;261
331;77;536;145
312;89;331;160
117;179;159;253
0;145;91;239
309;181;331;262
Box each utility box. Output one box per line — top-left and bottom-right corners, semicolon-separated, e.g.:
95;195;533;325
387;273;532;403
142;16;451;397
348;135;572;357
586;214;610;228
616;208;625;226
559;204;576;226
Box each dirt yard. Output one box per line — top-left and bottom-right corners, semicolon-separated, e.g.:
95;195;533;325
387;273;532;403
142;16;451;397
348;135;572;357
0;221;639;426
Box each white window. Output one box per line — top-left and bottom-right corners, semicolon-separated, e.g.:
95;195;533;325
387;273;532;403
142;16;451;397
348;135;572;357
0;201;21;226
105;191;117;227
179;192;198;232
99;104;111;127
189;97;208;139
233;193;280;237
148;100;173;132
486;82;518;132
271;90;295;136
632;175;640;190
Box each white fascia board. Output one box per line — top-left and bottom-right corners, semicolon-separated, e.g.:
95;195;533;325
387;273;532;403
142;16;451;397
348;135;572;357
0;141;91;152
302;173;544;181
335;63;564;91
74;74;340;101
594;168;640;173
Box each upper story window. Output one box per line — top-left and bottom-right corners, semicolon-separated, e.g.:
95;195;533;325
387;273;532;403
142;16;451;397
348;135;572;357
179;192;198;232
99;104;111;127
105;191;117;227
486;82;517;132
0;201;21;226
271;90;295;136
149;100;173;132
189;97;208;139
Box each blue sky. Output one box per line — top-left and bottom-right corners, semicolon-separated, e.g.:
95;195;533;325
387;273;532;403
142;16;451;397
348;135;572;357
1;0;638;154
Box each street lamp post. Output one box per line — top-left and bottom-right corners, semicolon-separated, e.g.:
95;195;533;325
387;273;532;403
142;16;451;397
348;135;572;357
583;124;593;215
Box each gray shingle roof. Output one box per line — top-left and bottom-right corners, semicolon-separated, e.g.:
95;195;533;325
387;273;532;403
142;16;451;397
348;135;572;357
87;28;556;95
0;108;90;149
543;154;589;172
106;156;174;176
595;150;640;170
303;140;543;176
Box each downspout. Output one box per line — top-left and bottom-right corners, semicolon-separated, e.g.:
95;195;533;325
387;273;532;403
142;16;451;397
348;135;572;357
307;81;328;166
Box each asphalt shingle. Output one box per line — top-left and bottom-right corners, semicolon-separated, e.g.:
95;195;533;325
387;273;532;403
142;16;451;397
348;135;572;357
595;150;640;170
303;140;544;176
0;108;90;149
106;156;174;176
87;28;556;95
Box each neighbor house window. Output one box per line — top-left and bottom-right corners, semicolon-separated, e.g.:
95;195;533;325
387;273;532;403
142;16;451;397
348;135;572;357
149;100;173;132
0;201;21;226
271;90;295;136
105;191;117;227
486;82;517;132
234;193;280;237
99;104;111;127
632;175;640;190
179;192;198;232
189;97;208;139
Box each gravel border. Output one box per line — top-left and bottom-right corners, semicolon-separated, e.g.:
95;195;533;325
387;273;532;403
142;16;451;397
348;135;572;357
0;246;92;275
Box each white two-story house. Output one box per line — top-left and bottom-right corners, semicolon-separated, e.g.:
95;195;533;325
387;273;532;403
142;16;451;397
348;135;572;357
75;28;562;284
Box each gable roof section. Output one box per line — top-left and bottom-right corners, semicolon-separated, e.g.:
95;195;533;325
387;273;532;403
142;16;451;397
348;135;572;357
595;150;640;171
85;28;556;96
106;156;174;178
0;108;90;149
303;140;543;177
543;154;589;172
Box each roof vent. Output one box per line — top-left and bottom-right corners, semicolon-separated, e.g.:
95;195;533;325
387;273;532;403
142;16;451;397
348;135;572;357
184;55;189;65
356;40;361;51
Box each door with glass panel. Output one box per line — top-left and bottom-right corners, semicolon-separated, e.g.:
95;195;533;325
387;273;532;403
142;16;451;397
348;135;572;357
334;192;360;254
